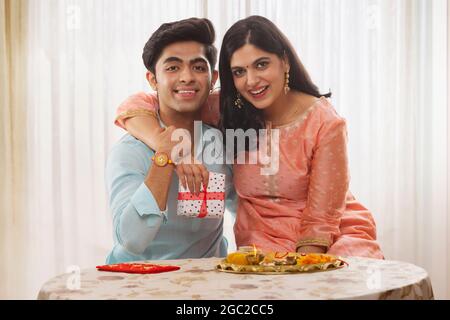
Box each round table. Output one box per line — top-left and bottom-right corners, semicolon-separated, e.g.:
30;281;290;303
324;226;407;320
37;257;434;300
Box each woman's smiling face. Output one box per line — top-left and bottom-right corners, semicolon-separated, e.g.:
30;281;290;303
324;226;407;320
230;44;289;110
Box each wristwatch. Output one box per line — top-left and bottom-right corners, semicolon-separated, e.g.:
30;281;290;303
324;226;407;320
151;152;173;167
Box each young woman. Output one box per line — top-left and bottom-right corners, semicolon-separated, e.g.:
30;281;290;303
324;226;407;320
115;16;383;258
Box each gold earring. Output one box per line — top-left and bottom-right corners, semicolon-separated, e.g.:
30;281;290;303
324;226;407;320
284;71;290;95
234;93;244;109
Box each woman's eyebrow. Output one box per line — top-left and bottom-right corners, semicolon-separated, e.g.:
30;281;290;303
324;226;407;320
253;57;271;64
231;56;271;69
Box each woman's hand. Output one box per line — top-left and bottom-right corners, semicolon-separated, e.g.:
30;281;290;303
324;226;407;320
296;245;326;254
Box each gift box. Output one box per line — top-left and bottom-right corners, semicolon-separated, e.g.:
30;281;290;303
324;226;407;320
177;172;225;218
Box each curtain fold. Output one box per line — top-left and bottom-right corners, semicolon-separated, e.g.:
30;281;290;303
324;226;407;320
0;0;27;299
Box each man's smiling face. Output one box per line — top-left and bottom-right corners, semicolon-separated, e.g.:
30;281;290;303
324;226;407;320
148;41;216;114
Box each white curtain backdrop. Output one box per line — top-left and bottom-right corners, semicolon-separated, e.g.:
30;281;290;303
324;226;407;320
0;0;448;299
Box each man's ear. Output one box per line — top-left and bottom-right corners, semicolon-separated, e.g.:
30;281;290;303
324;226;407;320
211;70;219;89
146;71;157;91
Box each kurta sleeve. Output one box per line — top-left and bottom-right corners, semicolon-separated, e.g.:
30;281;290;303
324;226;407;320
115;92;159;129
114;91;221;129
296;117;350;251
105;143;168;255
199;91;221;128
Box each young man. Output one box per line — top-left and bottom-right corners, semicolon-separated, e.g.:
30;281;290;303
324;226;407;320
105;18;236;264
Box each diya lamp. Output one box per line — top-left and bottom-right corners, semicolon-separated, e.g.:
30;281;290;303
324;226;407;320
239;244;264;265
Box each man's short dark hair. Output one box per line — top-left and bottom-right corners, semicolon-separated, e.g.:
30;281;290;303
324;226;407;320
142;17;217;73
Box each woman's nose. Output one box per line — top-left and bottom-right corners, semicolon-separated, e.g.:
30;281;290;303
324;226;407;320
246;70;260;87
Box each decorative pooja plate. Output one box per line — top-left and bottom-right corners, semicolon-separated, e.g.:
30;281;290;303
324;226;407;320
216;251;347;274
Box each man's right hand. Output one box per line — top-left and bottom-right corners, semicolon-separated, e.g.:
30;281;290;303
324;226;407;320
154;126;178;155
175;163;209;196
154;126;209;195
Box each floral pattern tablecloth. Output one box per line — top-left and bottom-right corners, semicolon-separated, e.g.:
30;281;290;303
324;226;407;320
37;257;433;300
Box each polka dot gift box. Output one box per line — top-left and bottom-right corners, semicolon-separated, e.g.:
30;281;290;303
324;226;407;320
177;172;226;218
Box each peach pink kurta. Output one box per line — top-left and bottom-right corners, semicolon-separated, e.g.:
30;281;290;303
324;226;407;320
115;92;384;259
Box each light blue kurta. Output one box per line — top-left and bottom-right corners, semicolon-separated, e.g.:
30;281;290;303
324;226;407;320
105;121;236;264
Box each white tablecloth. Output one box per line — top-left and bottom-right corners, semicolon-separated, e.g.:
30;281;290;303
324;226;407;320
37;257;433;300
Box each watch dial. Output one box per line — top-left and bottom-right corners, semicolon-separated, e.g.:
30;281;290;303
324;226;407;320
155;154;167;166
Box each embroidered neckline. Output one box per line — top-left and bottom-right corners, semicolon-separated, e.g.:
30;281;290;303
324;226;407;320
269;96;326;129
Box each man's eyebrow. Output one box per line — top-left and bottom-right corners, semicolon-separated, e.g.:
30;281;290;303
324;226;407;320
190;57;208;64
162;56;183;64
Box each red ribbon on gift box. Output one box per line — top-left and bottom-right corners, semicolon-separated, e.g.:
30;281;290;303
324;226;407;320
177;188;225;218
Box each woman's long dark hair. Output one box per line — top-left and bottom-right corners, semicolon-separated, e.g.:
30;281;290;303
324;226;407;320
219;15;331;138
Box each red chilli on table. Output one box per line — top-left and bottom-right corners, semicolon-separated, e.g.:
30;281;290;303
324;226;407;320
96;263;180;274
